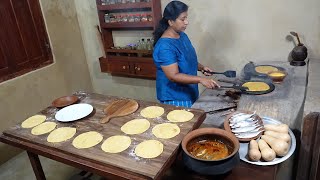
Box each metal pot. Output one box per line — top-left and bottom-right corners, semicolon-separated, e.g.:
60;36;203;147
290;31;308;62
291;44;308;62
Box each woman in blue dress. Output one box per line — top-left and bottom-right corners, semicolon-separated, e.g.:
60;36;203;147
153;1;220;108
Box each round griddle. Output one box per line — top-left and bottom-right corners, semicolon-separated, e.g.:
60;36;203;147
253;65;285;78
239;80;275;95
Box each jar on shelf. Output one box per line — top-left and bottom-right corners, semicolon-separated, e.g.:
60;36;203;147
134;14;141;22
146;38;152;50
116;15;122;22
147;13;153;21
141;14;148;22
128;14;135;22
109;0;116;4
140;38;146;50
109;14;116;23
121;0;127;3
122;14;128;22
104;14;110;23
130;0;136;3
136;0;141;2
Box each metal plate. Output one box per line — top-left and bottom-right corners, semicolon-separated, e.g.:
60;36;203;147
239;117;296;166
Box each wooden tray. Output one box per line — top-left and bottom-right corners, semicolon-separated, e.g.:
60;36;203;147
224;111;264;142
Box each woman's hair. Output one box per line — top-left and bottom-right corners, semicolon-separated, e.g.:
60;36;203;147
153;1;188;46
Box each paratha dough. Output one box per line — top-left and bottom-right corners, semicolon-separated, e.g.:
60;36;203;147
167;110;194;122
152;123;180;139
255;66;278;74
101;135;131;153
31;122;57;135
47;127;76;143
121;119;150;135
135;140;164;158
72;131;103;149
242;82;270;91
21;115;46;128
140;106;164;118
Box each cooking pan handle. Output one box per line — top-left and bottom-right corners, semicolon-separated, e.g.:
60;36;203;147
220;85;248;91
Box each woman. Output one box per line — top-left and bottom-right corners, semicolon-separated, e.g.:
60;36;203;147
153;0;220;108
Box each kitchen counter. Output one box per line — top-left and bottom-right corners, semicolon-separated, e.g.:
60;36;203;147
189;60;308;180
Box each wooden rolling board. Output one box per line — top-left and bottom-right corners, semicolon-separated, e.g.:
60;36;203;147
100;99;139;123
2;93;206;180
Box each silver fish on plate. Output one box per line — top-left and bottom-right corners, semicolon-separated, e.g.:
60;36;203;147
232;124;262;133
229;111;256;124
230;118;260;128
234;129;264;139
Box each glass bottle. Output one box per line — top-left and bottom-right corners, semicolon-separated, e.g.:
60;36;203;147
116;15;122;22
150;38;154;49
146;38;152;50
110;0;115;4
122;14;128;22
109;14;116;23
136;40;141;50
104;14;110;23
140;38;146;50
128;14;135;22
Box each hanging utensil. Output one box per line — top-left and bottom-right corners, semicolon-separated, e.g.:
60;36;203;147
201;70;236;78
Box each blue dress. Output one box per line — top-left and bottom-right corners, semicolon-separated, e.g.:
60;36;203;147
153;32;199;108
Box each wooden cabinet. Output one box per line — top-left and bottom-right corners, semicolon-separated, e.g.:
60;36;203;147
96;0;161;79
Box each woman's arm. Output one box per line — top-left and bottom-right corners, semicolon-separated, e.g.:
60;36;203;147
161;63;220;89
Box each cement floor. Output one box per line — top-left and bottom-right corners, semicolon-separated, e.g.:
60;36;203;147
0;152;102;180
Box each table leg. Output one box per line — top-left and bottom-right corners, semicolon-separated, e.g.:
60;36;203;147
27;151;46;180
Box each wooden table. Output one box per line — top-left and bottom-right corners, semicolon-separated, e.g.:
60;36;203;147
189;61;308;180
0;92;206;180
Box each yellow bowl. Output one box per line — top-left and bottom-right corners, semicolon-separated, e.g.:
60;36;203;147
268;70;287;83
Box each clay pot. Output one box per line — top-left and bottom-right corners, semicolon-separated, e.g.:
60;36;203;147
181;128;240;175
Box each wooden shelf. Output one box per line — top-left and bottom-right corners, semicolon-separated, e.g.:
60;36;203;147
101;21;154;29
97;2;152;11
96;0;161;79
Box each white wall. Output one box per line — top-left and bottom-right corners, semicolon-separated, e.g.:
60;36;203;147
76;0;320;97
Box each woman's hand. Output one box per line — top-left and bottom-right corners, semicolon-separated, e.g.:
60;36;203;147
201;66;214;76
198;63;214;76
199;77;220;89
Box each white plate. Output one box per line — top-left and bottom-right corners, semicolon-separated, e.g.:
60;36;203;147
55;103;93;122
239;116;296;166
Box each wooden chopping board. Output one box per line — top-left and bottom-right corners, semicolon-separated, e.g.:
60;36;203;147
100;99;139;123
